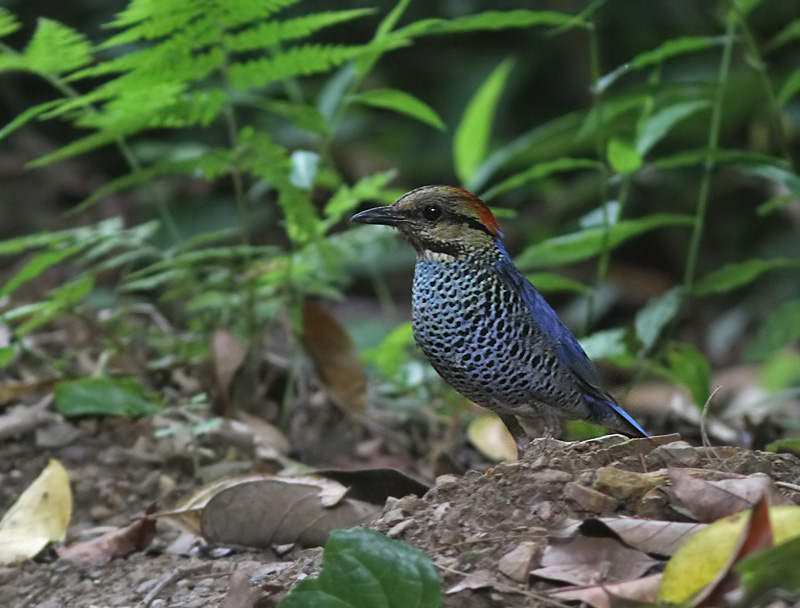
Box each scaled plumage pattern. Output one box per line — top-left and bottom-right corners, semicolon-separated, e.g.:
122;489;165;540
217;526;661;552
352;185;647;452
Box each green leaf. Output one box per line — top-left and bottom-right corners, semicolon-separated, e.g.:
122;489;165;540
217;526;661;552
694;258;800;296
527;273;590;295
0;99;63;142
515;214;695;269
397;10;586;38
662;342;711;408
54;377;164;418
767;18;800;51
738;163;800;196
765;438;800;455
636;100;711;155
655;148;786;171
597;36;722;92
0;346;16;369
290;150;320;190
454;58;514;187
354;88;445;131
737;535;800;602
580;328;631;362
746;300;800;361
325;171;397;225
757;193;796;216
481;157;598;201
778;69;800;107
0;8;21;38
635;287;683;350
278;528;441;608
23;18;92;74
0;244;84;297
607;137;642;174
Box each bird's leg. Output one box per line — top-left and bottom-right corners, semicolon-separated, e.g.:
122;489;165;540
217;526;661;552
498;413;530;459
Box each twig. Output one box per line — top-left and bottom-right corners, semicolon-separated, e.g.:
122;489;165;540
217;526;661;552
136;563;212;608
776;481;800;494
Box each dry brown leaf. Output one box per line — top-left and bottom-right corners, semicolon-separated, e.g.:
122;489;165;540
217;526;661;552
0;378;59;408
0;459;72;564
497;542;541;583
302;301;366;413
201;479;379;548
445;569;496;594
532;536;658;586
210;327;248;417
669;468;791;522
550;572;662;608
592;517;705;556
58;516;156;566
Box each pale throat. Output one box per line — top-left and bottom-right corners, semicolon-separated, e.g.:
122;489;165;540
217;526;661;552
418;249;457;263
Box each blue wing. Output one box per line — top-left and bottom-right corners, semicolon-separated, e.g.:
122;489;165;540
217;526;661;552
494;245;648;437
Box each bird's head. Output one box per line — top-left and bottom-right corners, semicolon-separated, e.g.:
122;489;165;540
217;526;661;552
351;185;503;260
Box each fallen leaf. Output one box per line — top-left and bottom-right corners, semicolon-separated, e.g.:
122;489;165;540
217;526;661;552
669;468;791;522
659;505;800;604
533;536;658;586
0;459;72;564
446;569;496;594
467;413;517;461
497;542;541;583
693;494;774;606
0;378;59;407
58;516;156;566
201;479;379;548
550;572;663;608
210;328;248;417
590;517;705;556
302;301;366;413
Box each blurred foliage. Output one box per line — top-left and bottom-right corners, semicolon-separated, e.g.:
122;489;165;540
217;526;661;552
0;0;799;440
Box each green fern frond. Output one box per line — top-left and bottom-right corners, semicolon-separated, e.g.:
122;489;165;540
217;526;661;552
0;8;21;38
229;44;363;90
23;18;92;75
225;9;374;52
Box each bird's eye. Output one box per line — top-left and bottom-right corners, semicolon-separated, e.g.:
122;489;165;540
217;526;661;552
422;204;442;221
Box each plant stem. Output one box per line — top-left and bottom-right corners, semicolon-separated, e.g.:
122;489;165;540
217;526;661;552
682;11;736;293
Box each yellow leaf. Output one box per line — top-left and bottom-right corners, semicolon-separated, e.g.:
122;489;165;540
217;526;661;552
659;506;800;604
467;413;517;461
0;459;72;564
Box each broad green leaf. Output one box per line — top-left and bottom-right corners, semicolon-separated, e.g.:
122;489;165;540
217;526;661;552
54;377;163;417
317;63;357;123
0;346;15;368
527;273;590;295
607;137;642;173
49;275;94;306
761;352;800;393
515;214;695;269
482;157;598;201
580;328;630;361
694;258;800;296
746;300;800;361
663;342;711;407
777;69;800;107
354;88;445;131
637;100;711;155
278;528;441;608
0;8;21;38
765;438;800;455
454;58;514;187
0;244;84;297
635;287;684;350
738;535;800;602
580;201;621;229
396;10;586;38
597;36;722;92
23;18;91;74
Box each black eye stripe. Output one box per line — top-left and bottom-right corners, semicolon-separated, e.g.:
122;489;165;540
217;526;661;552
463;216;495;237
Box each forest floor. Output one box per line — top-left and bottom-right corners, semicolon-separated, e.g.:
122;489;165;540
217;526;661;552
2;403;800;608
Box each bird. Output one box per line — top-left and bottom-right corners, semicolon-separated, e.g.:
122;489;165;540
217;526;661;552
351;185;648;453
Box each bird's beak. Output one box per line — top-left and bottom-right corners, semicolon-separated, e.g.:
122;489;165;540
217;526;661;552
350;206;406;227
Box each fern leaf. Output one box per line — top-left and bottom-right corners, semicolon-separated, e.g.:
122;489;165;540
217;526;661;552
229;44;363;90
0;8;21;38
225;9;374;52
0;99;62;142
23;18;92;74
